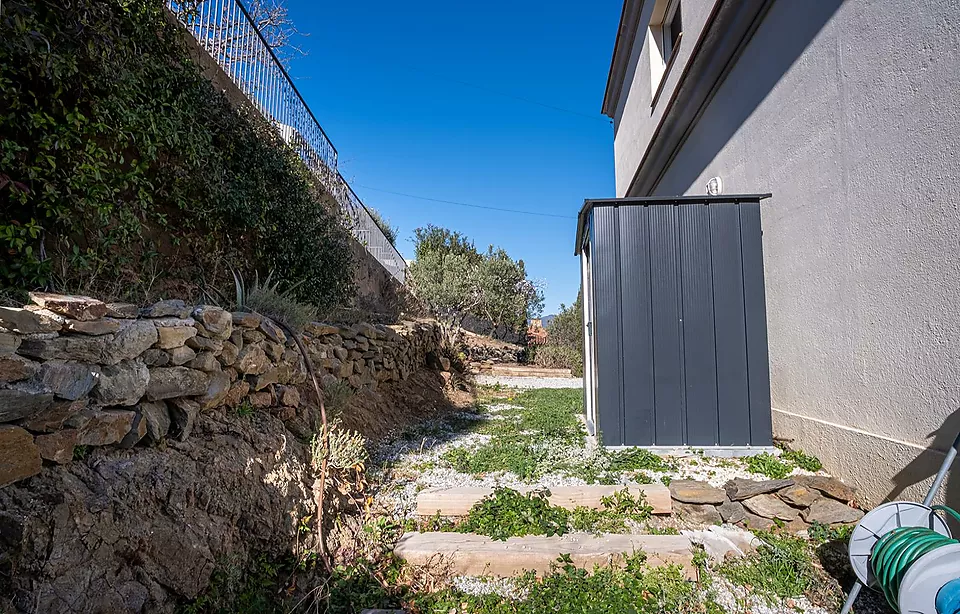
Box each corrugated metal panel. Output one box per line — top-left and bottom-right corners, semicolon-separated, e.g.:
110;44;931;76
581;196;772;448
618;206;655;446
649;205;684;446
710;204;751;445
592;206;623;446
679;205;719;446
740;202;773;445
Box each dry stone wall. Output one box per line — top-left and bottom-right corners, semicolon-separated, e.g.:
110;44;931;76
668;475;865;532
0;292;443;489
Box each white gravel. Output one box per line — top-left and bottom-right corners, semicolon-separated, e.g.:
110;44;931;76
473;375;583;389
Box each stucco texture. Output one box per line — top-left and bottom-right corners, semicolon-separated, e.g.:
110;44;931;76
615;0;960;506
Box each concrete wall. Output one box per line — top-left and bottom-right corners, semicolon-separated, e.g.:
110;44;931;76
613;0;960;506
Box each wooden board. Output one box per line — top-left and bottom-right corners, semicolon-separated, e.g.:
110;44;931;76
416;484;672;517
395;532;697;580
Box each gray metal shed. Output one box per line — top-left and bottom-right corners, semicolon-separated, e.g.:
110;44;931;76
574;195;773;449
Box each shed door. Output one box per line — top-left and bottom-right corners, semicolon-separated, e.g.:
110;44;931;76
591;201;771;448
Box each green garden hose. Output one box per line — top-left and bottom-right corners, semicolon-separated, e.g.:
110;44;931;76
870;505;960;612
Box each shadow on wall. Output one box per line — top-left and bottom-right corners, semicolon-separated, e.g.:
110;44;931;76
650;0;842;195
886;407;960;514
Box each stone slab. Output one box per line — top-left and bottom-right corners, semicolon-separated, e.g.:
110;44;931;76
395;532;696;579
416;484;671;517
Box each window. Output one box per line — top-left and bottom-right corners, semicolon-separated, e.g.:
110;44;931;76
649;0;682;104
662;3;682;63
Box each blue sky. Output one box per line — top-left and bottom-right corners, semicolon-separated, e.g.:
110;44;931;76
284;0;621;314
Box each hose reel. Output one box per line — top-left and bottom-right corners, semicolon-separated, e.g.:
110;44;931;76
848;502;960;613
841;429;960;614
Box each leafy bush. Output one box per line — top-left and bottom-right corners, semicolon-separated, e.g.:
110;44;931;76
570;489;654;534
1;0;353;309
459;488;569;541
532;344;583;375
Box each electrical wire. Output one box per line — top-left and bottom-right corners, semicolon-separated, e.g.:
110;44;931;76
351;183;578;220
870;505;960;612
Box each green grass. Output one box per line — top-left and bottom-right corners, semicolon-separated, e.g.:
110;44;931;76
779;446;824;472
416;554;720;614
719;531;829;604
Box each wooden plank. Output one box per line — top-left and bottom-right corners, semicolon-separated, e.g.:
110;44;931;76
416;484;672;517
471;365;574;377
395;532;697;580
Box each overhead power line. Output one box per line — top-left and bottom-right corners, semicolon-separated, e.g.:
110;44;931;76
352;183;578;220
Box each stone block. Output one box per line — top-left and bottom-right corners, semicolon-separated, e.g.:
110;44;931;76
156;326;197;349
105;302;139;319
778;485;821;508
242;330;266;344
792;475;856;502
231;311;261;329
141;348;170;367
18;334;105;362
141;299;191;318
0;354;40;383
35;429;79;463
169;398;200;441
0;426;42;486
28;292;107;321
717;499;746;524
742;494;800;521
186;351;220;373
186;336;223;353
801;499;864;525
0;306;62;334
197;371;231;410
64;318;121;336
145;367;210;401
235;345;270;375
103;320;158;364
167;345;196;366
191;306;232;340
218;341;239;367
305;322;338;336
18;398;87;433
94;359;149;406
673;501;723;525
277;385;300;407
223;381;250;408
0;331;20;354
139;401;171;443
669;480;727;505
76;410;135;446
36;360;100;400
264;341;283;362
249;368;279;391
724;478;795;502
0;388;55;422
249;390;273;408
119;411;148;449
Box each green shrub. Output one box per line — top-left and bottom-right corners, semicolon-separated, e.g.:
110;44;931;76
532;343;583;376
1;0;353;309
459;488;569;541
780;447;823;472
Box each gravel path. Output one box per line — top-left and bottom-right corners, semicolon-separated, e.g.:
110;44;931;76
473;375;583;389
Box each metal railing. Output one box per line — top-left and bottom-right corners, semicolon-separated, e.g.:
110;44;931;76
167;0;406;283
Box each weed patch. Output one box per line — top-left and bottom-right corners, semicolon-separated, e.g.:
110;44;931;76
459;488;569;541
745;452;792;479
719;531;826;604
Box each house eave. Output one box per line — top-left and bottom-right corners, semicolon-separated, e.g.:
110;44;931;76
601;0;646;119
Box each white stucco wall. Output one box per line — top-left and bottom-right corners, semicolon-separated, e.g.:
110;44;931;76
631;0;960;507
612;0;719;195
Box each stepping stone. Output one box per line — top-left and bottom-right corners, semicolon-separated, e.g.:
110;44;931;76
395;532;697;580
416;484;671;517
669;480;727;505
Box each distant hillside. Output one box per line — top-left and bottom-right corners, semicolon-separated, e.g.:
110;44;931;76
540;314;557;328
